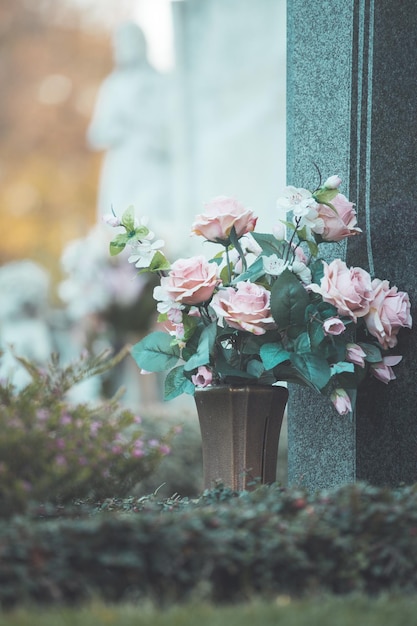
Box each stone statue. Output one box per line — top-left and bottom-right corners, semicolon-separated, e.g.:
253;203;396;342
87;21;172;228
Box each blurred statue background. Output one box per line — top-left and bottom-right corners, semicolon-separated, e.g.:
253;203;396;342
0;260;54;390
87;21;173;231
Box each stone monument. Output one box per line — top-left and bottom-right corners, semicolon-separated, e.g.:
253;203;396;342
287;0;417;488
87;21;173;237
171;0;286;236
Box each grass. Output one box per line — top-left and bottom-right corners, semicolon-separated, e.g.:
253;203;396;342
2;594;417;626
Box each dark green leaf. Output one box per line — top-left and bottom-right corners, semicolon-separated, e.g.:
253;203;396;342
183;322;217;372
246;359;265;378
308;318;326;349
358;342;383;363
232;256;265;283
215;349;256;380
260;343;290;369
131;332;180;372
293;332;311;354
270;269;309;331
330;361;355;375
251;232;287;255
229;226;247;272
310;259;325;285
164;365;195;400
290;353;331;390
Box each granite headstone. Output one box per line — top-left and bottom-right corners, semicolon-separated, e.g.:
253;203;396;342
287;0;417;489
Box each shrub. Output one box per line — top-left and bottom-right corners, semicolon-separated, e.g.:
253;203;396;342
0;350;175;516
2;482;417;607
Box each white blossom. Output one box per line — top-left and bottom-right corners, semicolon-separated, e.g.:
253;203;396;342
289;259;312;284
262;254;289;276
128;236;165;268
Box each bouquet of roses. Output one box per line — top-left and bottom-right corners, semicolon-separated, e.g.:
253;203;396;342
106;174;412;416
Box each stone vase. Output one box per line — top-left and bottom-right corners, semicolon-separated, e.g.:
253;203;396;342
194;384;288;491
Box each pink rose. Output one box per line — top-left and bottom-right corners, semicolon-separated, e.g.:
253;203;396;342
191;196;257;243
365;279;412;349
346;343;367;367
317;193;362;242
330;388;352;415
311;259;373;321
211;281;276;335
191;365;213;387
323;317;346;335
158;256;219;306
371;355;402;384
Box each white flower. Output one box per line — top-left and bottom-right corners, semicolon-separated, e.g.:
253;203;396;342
262;254;288;276
289;259;312;284
272;222;287;241
276;186;325;237
240;233;263;256
128;235;165;268
323;175;342;189
276;186;316;215
102;213;121;227
153;285;184;320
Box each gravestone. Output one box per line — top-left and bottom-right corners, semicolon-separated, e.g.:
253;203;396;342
287;0;417;488
171;0;286;242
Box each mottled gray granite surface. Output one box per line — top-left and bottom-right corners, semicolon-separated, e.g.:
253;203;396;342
287;0;417;489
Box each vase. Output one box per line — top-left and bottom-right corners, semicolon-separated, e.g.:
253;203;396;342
194;384;288;491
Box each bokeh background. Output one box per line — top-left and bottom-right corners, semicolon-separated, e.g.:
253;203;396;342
0;0;288;492
0;0;174;285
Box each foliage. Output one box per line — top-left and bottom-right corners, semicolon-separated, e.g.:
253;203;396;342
2;483;417;607
107;178;412;416
0;349;174;516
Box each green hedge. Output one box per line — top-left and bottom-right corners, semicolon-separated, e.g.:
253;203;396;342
2;482;417;607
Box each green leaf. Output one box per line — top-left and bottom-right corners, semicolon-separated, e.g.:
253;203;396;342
308;318;326;349
215;349;256;380
251;232;286;255
290;353;331;390
164;365;195;400
270;269;309;331
181;314;199;341
260;343;290;369
148;250;170;272
131;332;180;372
232;256;265;283
310;259;325;285
322;338;347;362
220;263;233;284
121;205;136;231
132;225;150;239
313;187;338;205
293;332;311;354
358;342;383;363
183;322;217;372
229;226;247;272
330;361;355;375
109;233;130;256
246;359;265;378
